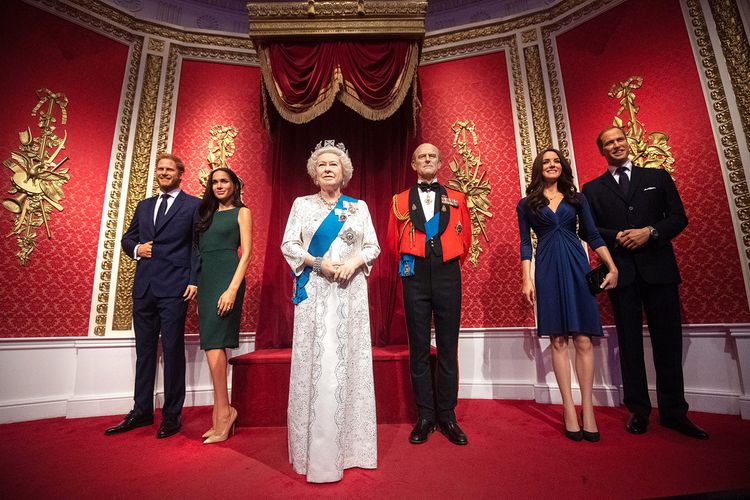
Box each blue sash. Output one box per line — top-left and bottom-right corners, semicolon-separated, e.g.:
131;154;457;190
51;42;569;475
292;195;357;304
399;212;440;277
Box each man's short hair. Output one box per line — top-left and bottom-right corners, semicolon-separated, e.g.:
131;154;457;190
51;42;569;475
596;126;627;153
155;152;185;173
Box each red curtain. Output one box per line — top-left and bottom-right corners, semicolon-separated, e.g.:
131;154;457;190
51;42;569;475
260;41;419;124
255;101;414;348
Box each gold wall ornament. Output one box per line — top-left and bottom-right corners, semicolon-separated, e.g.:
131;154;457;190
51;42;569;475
608;76;675;175
199;125;239;190
2;89;70;265
446;120;493;266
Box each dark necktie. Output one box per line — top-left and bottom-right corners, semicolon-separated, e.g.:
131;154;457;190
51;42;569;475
155;193;170;227
418;181;439;192
616;166;630;195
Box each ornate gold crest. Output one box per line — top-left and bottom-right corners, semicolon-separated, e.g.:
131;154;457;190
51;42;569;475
198;125;238;190
609;76;675;175
446;120;493;266
2;89;70;265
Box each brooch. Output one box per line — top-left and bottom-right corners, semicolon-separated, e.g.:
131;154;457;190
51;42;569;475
344;201;358;214
455;221;463;234
339;227;356;244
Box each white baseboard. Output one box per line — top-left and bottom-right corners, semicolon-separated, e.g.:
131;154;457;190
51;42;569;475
1;325;748;423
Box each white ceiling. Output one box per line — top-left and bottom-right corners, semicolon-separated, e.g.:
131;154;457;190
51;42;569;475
102;0;560;34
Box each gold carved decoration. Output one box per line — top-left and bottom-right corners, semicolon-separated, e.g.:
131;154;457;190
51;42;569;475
3;89;70;265
113;54;163;331
199;125;239;189
248;1;427;40
608;76;675;175
685;0;750;268
524;44;552;171
446;120;493;266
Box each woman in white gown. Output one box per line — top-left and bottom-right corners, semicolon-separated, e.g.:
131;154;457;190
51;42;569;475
281;141;380;483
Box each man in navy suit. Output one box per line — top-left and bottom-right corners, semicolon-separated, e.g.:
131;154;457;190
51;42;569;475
582;126;707;439
105;152;201;438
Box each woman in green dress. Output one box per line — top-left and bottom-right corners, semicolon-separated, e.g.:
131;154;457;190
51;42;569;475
195;167;252;444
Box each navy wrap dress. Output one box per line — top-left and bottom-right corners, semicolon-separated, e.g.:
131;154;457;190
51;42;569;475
516;193;606;337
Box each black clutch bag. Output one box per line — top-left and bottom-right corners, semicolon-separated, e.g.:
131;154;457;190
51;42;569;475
586;264;608;295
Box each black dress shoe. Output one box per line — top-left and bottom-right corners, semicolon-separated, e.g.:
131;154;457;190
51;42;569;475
625;413;648;434
661;418;709;440
156;419;181;439
104;410;153;435
409;418;435;444
438;420;468;446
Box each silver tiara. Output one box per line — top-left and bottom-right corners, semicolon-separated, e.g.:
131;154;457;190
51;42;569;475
313;139;348;155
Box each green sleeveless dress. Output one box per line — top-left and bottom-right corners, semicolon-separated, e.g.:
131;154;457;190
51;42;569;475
197;207;244;350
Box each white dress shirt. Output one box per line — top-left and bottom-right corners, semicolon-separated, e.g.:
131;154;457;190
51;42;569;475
417;178;437;221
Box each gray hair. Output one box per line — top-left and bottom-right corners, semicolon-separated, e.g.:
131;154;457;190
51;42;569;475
306;146;354;187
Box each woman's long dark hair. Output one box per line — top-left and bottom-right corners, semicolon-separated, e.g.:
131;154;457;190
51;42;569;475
195;167;244;239
525;148;579;214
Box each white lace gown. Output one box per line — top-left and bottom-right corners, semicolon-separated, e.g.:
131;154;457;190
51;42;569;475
281;195;380;483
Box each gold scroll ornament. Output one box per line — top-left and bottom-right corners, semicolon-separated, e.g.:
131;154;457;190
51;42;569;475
609;76;675;175
198;125;238;191
2;89;70;265
446;120;493;266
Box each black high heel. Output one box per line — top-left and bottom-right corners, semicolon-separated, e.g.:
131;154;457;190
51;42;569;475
581;410;600;442
563;413;583;441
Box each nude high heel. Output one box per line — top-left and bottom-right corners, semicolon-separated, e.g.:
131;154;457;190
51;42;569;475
202;428;215;438
203;407;237;444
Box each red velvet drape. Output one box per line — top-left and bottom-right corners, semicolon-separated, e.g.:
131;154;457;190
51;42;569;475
255;101;414;348
261;41;418;124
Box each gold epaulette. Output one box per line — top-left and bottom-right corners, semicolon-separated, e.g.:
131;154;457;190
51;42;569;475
392;194;414;247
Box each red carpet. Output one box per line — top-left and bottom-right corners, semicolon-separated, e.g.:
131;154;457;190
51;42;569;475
1;400;748;499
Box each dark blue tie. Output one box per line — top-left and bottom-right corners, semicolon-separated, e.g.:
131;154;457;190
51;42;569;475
155;193;170;227
616;166;630;195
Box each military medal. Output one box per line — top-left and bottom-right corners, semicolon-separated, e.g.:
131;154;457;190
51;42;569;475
425;192;432;204
456;221;462;234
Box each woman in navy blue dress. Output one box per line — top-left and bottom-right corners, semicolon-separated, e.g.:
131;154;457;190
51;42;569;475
517;149;618;442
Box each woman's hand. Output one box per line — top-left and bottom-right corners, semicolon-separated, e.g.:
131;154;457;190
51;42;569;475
320;259;339;281
333;260;359;283
217;289;237;317
600;268;619;290
522;279;536;306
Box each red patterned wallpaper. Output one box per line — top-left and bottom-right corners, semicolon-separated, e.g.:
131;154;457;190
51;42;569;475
557;0;750;323
0;1;129;337
419;54;535;328
171;60;271;334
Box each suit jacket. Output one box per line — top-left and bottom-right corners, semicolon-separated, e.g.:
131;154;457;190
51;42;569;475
122;190;201;298
387;184;472;265
581;166;687;286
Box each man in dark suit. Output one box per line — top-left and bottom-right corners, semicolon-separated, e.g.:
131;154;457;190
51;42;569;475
105;152;201;439
387;143;472;445
582;126;707;439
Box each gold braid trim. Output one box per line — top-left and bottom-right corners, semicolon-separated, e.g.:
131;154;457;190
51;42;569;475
392;194;414;247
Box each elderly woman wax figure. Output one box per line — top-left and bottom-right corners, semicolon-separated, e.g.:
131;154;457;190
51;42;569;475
281;141;381;483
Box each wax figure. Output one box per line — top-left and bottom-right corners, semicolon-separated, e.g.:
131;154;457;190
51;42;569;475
195;167;252;444
281;141;380;482
106;152;200;439
582;126;708;439
517;148;618;442
387;143;472;445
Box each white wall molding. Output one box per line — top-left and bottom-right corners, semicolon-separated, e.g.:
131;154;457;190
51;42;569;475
2;324;748;424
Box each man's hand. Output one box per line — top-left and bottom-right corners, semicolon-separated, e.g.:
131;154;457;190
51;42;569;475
183;285;197;301
137;241;153;258
616;228;650;250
